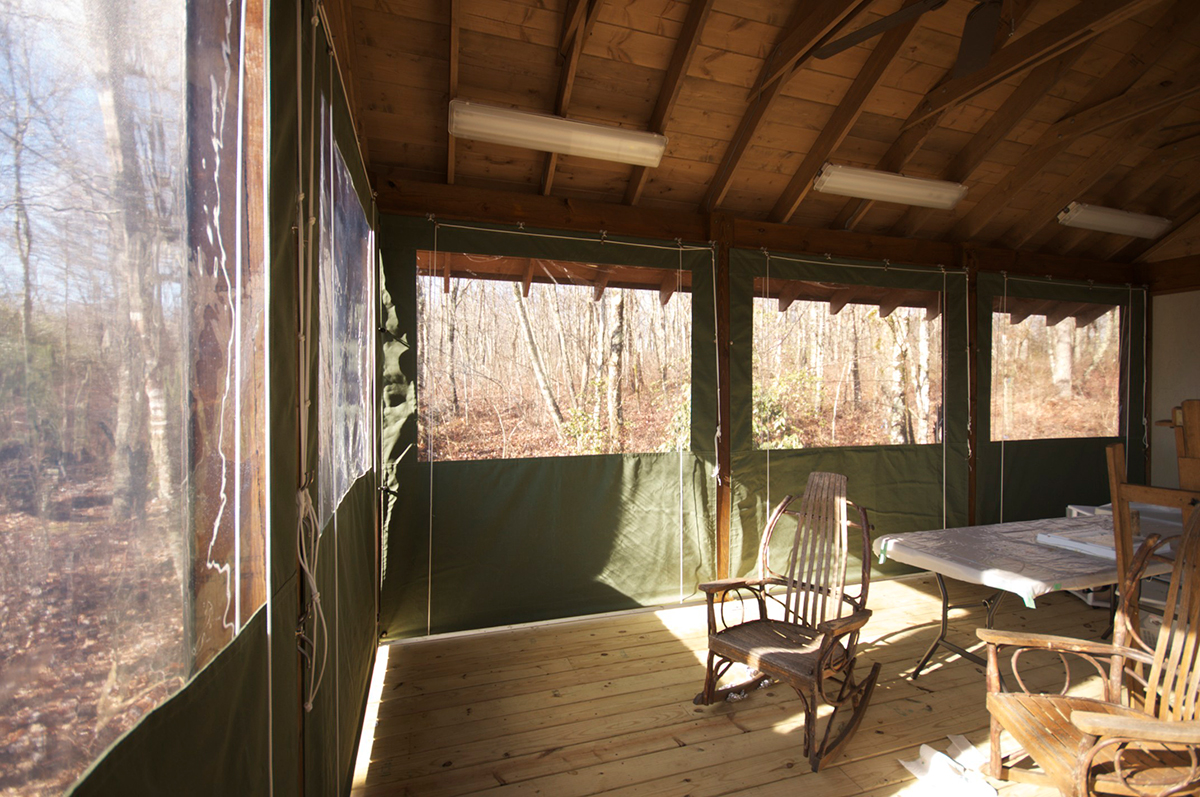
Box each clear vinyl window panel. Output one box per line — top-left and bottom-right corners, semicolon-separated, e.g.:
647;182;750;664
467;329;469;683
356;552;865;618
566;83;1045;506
0;0;265;793
317;102;374;528
991;298;1120;441
753;279;943;449
416;253;691;461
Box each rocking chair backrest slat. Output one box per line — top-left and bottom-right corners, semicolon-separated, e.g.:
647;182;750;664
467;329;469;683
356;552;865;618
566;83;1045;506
1145;506;1200;721
774;472;849;628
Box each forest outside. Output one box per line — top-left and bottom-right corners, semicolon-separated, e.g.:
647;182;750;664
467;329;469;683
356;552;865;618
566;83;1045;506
991;302;1120;441
0;1;265;793
416;254;692;461
753;287;944;449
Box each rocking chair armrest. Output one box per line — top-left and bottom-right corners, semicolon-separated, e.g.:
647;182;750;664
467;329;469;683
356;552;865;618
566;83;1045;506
976;629;1149;662
698;578;763;594
1072;712;1200;745
816;609;872;637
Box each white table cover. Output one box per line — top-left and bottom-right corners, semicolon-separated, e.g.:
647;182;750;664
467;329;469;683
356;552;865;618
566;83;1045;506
873;515;1171;609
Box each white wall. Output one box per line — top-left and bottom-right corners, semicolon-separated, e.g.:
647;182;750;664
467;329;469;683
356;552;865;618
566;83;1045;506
1151;290;1200;487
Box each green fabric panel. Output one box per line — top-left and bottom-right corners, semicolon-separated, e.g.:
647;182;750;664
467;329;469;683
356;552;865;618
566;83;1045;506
378;216;718;638
385;452;712;638
271;574;301;797
731;447;954;580
335;475;378;795
67;611;270;796
268;0;301;593
726;249;971;579
975;273;1148;523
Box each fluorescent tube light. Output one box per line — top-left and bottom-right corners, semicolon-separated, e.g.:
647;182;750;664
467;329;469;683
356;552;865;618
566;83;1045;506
813;162;968;209
448;99;667;168
1056;202;1171;239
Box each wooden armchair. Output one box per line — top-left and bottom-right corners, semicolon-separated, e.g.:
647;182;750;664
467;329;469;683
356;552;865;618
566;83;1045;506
693;471;880;771
977;494;1200;797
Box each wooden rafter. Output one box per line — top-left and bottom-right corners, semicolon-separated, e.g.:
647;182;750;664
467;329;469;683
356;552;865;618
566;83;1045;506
1045;302;1086;327
521;260;535;297
624;0;716;206
778;280;803;313
769;0;923;225
593;267;611;301
543;0;603;196
1075;303;1116;326
447;0;459;184
1003;110;1177;250
702;0;870;212
879;290;915;319
1129;195;1200;263
834;0;1158;232
753;0;873;98
925;293;941;322
828;287;858;315
659;272;678;306
951;2;1194;241
890;45;1088;238
903;0;1168;130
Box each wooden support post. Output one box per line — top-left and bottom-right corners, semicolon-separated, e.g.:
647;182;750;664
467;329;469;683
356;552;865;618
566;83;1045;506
711;213;733;580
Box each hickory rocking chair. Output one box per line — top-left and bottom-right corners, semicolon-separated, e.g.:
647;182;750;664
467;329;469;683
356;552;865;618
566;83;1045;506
694;471;880;771
978;480;1200;797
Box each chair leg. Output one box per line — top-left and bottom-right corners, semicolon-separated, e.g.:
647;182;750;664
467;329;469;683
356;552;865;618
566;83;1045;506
809;661;881;772
694;650;720;706
694;652;769;705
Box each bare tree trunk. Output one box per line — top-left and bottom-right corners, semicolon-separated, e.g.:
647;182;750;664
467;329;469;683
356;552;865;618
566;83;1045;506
512;282;564;437
447;280;461;414
1049;322;1073;398
605;292;625;452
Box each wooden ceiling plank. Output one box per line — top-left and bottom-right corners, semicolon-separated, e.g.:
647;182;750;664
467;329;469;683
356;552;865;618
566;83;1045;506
770;0;923;225
755;0;873;97
625;0;716;206
903;0;1169;131
702;0;872;213
1003;110;1173;250
951;1;1197;242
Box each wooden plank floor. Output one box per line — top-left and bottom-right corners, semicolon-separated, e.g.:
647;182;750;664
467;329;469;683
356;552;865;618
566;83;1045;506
352;575;1112;796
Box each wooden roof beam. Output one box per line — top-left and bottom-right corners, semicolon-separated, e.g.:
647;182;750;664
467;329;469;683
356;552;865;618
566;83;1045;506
829;286;859;315
659;272;678;306
836;0;1167;232
904;0;1168;130
521;260;535;297
1045;302;1087;327
543;0;603;196
625;0;716;206
447;0;459;184
770;0;923;225
593;267;611;302
891;45;1089;238
1006;299;1055;325
879;290;915;319
925;293;941;322
1004;109;1176;250
778;280;804;313
754;0;873;97
1127;193;1200;263
952;1;1194;241
1074;303;1116;327
702;0;871;213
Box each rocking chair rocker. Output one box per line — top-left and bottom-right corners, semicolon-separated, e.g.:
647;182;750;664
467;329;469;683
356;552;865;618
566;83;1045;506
694;471;880;771
978;446;1200;797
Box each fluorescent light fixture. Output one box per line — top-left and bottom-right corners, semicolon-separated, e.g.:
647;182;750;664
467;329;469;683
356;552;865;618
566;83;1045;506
448;99;667;168
1056;201;1172;239
813;162;968;209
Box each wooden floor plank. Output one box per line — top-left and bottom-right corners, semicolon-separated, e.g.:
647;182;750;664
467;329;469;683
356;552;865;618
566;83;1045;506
354;575;1089;796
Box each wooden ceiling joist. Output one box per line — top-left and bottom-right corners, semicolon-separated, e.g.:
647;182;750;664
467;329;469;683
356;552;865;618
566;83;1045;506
521;260;535;296
624;0;715;207
593;267;611;301
770;0;922;225
890;44;1089;238
903;0;1169;131
446;0;460;184
1045;302;1087;327
828;286;859;315
659;272;678;306
701;0;871;212
543;0;603;196
952;2;1195;242
836;0;1162;232
777;280;804;313
753;0;873;98
1131;195;1200;263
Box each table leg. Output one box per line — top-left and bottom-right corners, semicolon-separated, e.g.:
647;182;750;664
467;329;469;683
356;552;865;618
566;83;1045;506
911;573;1003;679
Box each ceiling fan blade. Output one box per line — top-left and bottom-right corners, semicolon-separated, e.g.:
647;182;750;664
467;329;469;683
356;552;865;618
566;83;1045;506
813;0;947;60
950;0;1004;79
